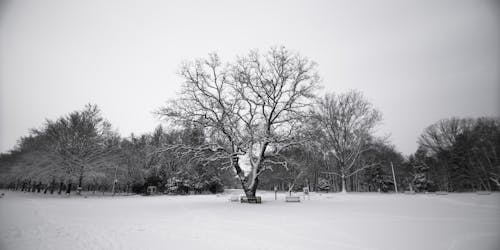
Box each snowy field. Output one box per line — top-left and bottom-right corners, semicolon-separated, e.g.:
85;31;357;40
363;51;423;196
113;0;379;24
1;190;499;250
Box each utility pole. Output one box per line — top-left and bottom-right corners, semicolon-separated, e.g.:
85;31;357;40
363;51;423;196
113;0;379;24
390;161;398;193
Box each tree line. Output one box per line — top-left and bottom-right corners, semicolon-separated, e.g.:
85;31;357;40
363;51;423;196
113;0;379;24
413;117;500;192
0;46;498;197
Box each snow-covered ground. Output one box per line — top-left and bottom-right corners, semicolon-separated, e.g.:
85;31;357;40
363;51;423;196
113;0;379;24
1;190;499;250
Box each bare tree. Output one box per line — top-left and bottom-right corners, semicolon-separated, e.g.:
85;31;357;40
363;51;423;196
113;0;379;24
157;46;319;198
418;117;474;154
311;90;382;193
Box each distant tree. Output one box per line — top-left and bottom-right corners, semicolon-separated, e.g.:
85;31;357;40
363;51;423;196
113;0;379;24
469;118;500;190
118;135;148;193
0;105;128;194
0;133;59;190
310;90;382;193
365;165;387;192
417;117;500;191
142;124;235;194
359;140;405;192
408;147;433;192
418;118;473;154
33;104;121;194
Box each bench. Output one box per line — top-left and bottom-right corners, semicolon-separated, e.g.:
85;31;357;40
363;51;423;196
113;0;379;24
476;191;491;195
285;196;301;202
435;191;448;195
229;195;240;202
240;196;262;204
404;191;416;195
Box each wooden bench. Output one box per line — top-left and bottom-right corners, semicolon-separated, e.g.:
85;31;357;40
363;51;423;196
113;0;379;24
285;196;301;202
240;196;262;204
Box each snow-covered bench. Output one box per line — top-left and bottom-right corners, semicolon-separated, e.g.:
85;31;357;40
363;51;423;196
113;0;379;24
229;195;240;202
476;191;491;195
285;196;300;202
435;191;448;195
240;196;262;204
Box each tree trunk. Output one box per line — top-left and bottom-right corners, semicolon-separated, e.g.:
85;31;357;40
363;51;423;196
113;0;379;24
242;177;258;198
50;179;55;194
112;180;117;196
231;154;258;199
77;168;85;195
66;181;72;195
341;174;347;193
78;173;83;190
58;181;63;195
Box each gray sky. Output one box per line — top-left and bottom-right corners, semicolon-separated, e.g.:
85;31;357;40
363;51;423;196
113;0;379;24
1;0;499;155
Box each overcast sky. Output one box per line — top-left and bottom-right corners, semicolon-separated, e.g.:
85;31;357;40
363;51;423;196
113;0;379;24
1;0;499;155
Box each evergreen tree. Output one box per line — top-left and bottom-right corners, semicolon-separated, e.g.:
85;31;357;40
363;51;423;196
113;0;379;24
410;147;432;192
